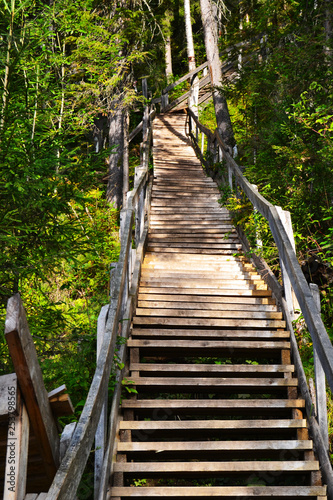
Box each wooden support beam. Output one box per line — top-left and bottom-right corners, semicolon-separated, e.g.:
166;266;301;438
3;389;29;500
5;294;60;483
0;374;17;421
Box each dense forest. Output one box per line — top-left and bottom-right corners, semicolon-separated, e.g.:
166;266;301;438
0;0;332;442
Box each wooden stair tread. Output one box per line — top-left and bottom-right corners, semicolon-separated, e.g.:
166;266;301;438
137;301;280;312
109;486;327;497
138;288;272;297
132;318;286;329
119;419;307;430
137;294;275;303
131;329;289;339
122;399;304;409
125;377;298;387
127;339;290;348
117;440;312;452
129;363;294;373
114;461;319;473
139;278;264;286
135;309;282;320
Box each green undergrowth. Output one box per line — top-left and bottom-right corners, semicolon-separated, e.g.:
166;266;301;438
199;96;333;458
0;187;120;422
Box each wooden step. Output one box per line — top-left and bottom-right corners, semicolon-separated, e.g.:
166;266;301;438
128;364;294;374
131;328;289;339
121;399;304;410
114;461;319;474
117;439;311;452
118;419;307;431
136;294;275;304
137;301;278;312
125;377;298;388
109;486;327;497
134;308;282;320
132;317;286;329
138;287;272;297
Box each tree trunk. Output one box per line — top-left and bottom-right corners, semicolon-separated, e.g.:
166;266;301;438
165;35;173;81
1;2;15;134
184;0;199;116
324;0;333;64
199;0;235;152
107;103;124;209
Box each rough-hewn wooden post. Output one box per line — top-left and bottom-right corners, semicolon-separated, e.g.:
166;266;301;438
310;283;329;453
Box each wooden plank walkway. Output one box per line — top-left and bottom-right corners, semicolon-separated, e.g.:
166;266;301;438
108;114;326;499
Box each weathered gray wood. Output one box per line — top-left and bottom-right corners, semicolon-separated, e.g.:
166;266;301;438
4;390;29;500
132;317;285;329
94;304;109;499
60;423;76;462
117;439;311;452
5;294;60;481
122;399;303;411
46;208;134;499
269;205;333;391
119;419;307;430
162;61;209;94
109;486;326;497
114;460;318;473
128;376;297;387
310;283;329;452
0;373;17;420
135;308;282;320
129;363;293;373
96;176;151;500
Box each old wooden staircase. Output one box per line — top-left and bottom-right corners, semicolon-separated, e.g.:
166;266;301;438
108;114;327;499
3;70;333;498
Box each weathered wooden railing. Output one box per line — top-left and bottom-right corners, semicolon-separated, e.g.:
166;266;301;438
187;107;333;495
152;60;236;113
44;99;155;500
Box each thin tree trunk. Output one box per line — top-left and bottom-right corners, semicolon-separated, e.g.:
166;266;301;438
324;0;333;64
184;0;199;116
1;2;15;134
199;0;235;152
165;35;173;81
107;102;124;209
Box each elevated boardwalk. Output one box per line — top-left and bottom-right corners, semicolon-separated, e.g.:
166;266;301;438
108;114;326;499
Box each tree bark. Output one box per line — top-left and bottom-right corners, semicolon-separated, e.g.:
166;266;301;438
107;102;124;209
324;0;333;65
184;0;199;116
199;0;235;152
165;35;173;81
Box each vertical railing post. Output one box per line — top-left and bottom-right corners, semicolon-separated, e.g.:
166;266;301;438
122;109;130;208
275;206;300;320
310;283;329;453
94;304;110;499
161;92;169;112
251;185;263;251
142;78;148;142
228;165;233;190
201;131;205;155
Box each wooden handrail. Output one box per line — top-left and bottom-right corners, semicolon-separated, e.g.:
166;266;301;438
187;107;333;495
187;107;333;391
45;104;154;500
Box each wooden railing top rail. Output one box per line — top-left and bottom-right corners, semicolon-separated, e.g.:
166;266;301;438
187;107;333;392
45;107;154;500
129;109;156;143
